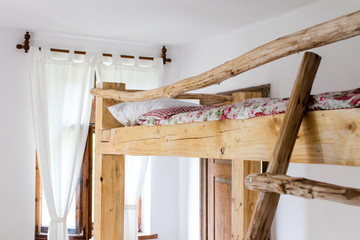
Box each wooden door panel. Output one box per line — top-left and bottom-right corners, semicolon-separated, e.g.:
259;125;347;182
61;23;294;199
214;178;232;240
208;159;232;240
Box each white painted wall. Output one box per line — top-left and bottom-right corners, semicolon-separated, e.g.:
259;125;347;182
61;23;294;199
178;1;360;239
0;28;182;239
0;27;35;240
150;156;180;240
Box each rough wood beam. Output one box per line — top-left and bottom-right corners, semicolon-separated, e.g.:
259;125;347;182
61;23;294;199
94;82;126;240
91;10;360;102
101;108;360;166
246;173;360;207
232;160;261;240
175;93;233;102
246;52;321;240
92;89;233;102
232;92;262;240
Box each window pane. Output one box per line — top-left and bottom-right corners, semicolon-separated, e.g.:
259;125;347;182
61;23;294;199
41;187;77;230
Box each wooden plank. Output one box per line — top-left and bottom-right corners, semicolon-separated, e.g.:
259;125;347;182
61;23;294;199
246;173;360;207
97;82;125;129
232;160;261;240
208;159;232;240
94;82;126;240
246;52;321;240
35;154;42;235
99;108;360;166
91;10;360;102
200;158;208;240
232;91;262;240
232;92;261;103
174;93;233;102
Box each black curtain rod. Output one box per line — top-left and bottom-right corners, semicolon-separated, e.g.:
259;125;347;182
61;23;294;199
16;32;172;64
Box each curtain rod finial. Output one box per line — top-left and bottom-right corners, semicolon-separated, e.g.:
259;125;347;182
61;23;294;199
16;31;31;53
160;46;172;64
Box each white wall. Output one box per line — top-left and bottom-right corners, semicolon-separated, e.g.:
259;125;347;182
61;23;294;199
0;28;182;239
0;28;35;240
178;1;360;239
150;156;180;240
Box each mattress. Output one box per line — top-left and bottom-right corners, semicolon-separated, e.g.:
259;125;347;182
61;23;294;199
138;88;360;126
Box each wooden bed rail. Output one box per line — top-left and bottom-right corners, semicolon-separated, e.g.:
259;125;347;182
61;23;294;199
91;10;360;102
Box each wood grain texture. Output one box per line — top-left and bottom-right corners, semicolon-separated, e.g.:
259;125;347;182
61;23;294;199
232;92;262;104
245;52;321;240
208;159;232;240
92;89;234;102
90;10;360;102
246;173;360;207
232;160;261;240
99;108;360;166
94;82;126;240
100;155;125;240
175;93;233;102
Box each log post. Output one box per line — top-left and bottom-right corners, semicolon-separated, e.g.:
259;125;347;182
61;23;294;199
245;52;321;240
94;82;126;240
232;92;262;240
246;173;360;207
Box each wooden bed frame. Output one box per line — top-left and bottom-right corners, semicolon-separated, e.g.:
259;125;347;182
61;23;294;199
92;11;360;240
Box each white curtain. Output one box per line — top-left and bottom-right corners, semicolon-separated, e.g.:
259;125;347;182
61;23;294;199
97;56;163;239
29;48;97;240
96;55;163;89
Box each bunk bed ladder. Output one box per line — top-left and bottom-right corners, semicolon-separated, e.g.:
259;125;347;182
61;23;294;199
244;51;321;240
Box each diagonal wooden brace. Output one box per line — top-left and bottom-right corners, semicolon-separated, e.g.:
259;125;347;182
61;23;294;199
245;52;321;240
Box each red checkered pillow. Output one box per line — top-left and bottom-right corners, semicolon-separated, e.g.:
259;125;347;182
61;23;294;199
139;105;217;121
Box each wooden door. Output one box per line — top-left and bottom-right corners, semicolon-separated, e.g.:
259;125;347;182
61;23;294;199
206;159;232;240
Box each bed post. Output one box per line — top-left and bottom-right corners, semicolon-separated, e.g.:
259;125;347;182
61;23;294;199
232;92;262;240
94;82;126;240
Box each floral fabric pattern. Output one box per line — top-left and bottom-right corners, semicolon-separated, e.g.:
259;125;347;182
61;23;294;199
138;88;360;126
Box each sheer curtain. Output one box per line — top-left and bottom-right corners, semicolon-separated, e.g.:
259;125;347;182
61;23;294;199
29;48;97;240
97;55;163;239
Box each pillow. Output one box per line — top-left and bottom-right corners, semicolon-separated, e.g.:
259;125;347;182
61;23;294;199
108;98;200;126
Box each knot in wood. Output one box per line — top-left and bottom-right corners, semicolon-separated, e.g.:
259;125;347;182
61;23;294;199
220;147;225;155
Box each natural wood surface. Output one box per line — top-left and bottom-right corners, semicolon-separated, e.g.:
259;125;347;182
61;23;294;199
138;233;159;239
92;88;233;102
232;160;261;240
94;83;125;240
246;173;360;207
91;10;360;102
246;52;321;240
232;91;262;240
99;155;125;240
99;108;360;166
175;93;233;102
35;155;42;235
207;159;232;240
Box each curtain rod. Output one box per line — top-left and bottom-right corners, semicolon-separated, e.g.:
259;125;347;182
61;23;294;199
16;32;172;64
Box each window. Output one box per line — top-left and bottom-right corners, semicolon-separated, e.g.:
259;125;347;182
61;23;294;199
35;125;94;240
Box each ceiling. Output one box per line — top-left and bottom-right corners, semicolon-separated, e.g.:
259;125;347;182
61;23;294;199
0;0;318;45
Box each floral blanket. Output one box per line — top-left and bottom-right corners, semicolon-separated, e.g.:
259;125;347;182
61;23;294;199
138;88;360;126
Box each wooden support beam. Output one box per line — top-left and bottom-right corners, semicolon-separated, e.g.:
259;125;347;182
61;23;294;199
91;10;360;102
94;82;126;240
232;92;262;240
245;173;360;207
101;108;360;166
232;160;261;240
245;52;321;240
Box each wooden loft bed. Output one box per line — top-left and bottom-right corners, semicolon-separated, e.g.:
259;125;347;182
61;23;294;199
92;11;360;240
